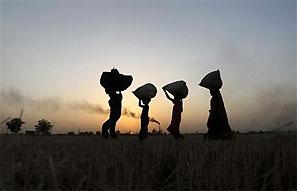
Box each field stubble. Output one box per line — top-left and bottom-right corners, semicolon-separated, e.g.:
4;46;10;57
0;133;296;190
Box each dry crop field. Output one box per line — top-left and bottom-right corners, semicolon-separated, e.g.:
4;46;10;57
0;132;296;190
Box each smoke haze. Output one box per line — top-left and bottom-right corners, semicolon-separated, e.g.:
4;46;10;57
0;88;107;114
0;88;161;131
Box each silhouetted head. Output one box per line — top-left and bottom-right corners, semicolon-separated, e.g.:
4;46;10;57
142;98;151;105
210;89;220;96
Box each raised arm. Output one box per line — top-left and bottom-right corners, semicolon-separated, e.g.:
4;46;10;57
163;89;174;102
138;99;144;108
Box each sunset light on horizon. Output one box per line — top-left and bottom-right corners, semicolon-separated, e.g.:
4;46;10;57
1;0;296;134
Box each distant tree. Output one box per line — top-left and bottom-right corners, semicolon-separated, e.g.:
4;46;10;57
6;118;25;133
35;119;53;134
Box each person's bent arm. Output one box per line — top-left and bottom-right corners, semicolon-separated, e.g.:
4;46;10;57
163;89;174;102
138;99;144;108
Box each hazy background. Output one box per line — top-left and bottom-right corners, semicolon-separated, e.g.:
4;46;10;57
1;0;296;134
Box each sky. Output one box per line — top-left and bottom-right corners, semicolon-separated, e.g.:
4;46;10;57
1;0;296;134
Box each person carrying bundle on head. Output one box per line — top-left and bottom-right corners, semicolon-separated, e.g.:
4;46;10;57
138;98;151;141
102;88;122;139
133;83;157;141
199;70;234;140
100;68;133;139
163;80;188;140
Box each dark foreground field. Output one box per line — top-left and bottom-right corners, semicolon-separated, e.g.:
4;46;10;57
0;133;296;191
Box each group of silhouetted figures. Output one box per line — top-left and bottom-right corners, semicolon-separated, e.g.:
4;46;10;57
100;68;234;141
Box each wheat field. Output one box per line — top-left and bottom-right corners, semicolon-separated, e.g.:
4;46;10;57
0;132;296;190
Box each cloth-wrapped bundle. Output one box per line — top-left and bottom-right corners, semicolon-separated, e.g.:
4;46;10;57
199;70;222;90
100;68;133;91
133;83;157;100
163;80;188;99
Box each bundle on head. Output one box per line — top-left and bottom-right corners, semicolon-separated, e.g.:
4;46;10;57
100;68;133;92
199;70;223;90
163;80;188;99
133;83;157;101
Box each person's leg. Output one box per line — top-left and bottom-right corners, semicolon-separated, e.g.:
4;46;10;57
173;125;182;139
102;119;110;138
139;120;148;141
175;122;184;139
206;126;215;140
143;119;149;139
109;119;118;139
167;124;179;139
214;125;222;139
143;125;148;139
167;124;174;134
139;126;143;141
221;124;234;140
139;117;144;141
108;113;120;139
178;133;184;139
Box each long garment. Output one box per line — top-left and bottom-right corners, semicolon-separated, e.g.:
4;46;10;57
168;99;183;135
207;91;232;139
139;105;149;140
102;93;122;136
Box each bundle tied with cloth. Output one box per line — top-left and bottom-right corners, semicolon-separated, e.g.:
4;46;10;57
199;70;223;90
100;68;133;92
133;83;157;101
163;80;189;99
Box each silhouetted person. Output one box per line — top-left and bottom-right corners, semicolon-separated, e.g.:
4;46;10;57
102;89;122;139
138;98;151;141
206;89;234;140
163;88;184;139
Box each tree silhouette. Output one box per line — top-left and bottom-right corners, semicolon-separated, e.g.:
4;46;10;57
35;119;53;134
6;118;25;133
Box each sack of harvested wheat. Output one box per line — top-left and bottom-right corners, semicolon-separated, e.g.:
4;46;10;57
199;70;222;89
163;80;188;99
100;68;133;92
133;83;157;100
